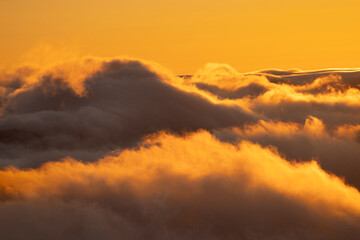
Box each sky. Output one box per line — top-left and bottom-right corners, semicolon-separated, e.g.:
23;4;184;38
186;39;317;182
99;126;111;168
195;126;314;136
1;0;360;73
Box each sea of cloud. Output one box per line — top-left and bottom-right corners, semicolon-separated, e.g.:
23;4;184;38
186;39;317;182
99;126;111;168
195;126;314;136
0;57;359;239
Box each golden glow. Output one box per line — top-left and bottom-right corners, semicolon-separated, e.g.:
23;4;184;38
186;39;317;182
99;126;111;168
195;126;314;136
1;0;360;73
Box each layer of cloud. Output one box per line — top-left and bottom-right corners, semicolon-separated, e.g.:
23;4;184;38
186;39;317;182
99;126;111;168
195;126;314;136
188;63;360;126
1;57;360;239
1;131;360;239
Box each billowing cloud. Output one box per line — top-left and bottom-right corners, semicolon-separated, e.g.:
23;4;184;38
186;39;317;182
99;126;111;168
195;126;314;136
214;117;360;189
188;63;360;126
0;58;256;168
1;57;360;239
1;131;360;239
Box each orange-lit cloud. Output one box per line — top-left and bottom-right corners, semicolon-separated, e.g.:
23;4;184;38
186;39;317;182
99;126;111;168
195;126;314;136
214;116;360;189
188;63;360;126
1;131;360;239
0;57;360;239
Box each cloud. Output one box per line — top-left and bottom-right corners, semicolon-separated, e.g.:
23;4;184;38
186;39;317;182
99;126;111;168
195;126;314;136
0;58;256;168
1;131;360;239
213;116;360;189
188;63;360;126
262;68;360;89
1;57;360;239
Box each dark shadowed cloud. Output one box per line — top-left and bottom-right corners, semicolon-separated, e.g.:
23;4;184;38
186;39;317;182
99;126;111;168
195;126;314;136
0;59;256;168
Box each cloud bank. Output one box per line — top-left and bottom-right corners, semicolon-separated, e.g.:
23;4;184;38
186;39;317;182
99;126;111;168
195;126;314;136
0;59;256;168
0;57;360;239
1;132;360;239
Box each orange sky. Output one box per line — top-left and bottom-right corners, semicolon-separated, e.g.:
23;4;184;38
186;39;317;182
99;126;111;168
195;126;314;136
1;0;360;73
